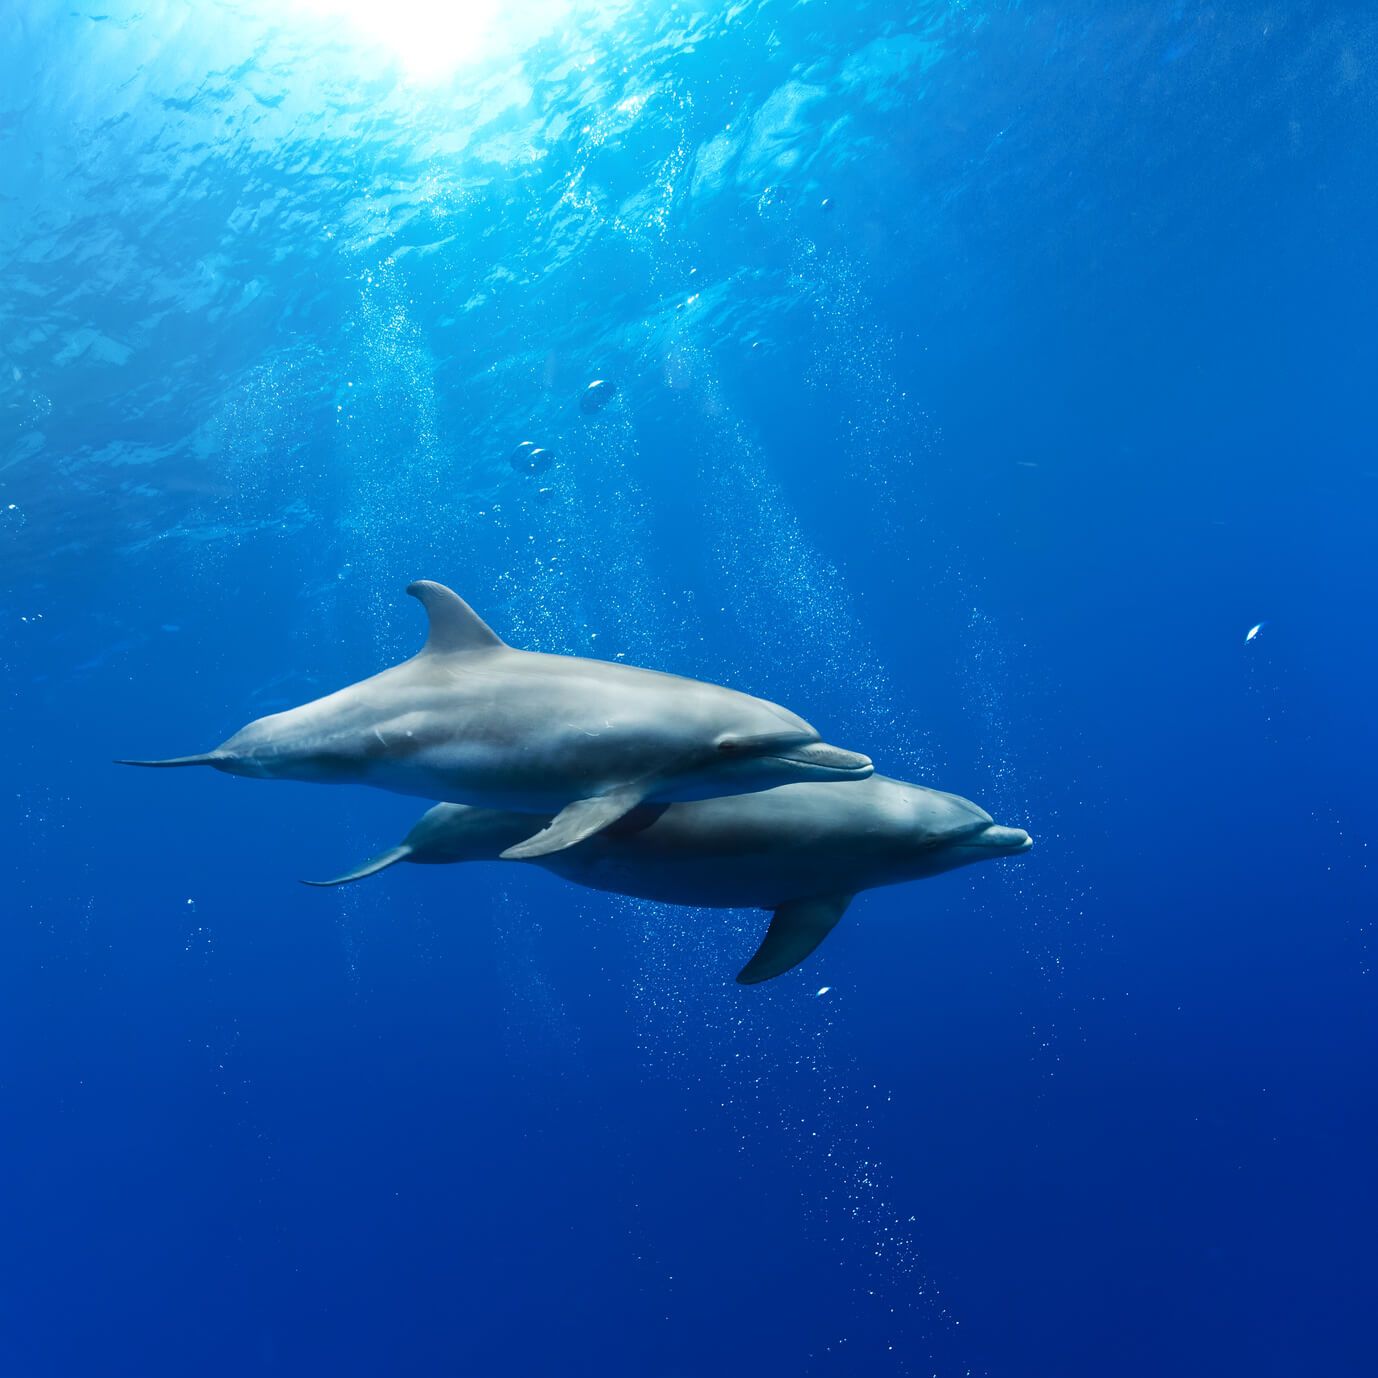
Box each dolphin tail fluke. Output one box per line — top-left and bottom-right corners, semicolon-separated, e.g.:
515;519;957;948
736;893;854;985
499;787;644;860
114;754;220;768
301;846;413;888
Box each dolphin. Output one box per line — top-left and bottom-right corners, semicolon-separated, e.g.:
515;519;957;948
117;580;873;859
304;774;1032;984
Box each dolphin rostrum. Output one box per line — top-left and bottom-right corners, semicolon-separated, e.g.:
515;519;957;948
118;580;873;859
304;774;1032;983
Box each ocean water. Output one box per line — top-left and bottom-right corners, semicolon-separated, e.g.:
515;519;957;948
2;2;1375;1374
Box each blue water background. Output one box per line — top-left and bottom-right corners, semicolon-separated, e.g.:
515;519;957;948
2;2;1375;1373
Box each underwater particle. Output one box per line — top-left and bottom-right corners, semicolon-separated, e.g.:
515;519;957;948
1245;622;1265;642
579;378;617;414
816;985;832;997
820;197;833;213
509;441;554;475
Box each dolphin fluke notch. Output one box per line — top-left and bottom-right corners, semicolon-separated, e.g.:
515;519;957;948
406;580;507;655
114;754;220;768
301;846;413;887
736;893;853;985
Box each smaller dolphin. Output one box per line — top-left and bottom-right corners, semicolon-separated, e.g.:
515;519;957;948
305;775;1032;984
118;581;872;858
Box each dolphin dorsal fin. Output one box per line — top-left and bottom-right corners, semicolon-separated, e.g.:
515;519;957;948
406;581;507;655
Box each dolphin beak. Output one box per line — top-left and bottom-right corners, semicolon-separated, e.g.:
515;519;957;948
773;741;874;777
977;825;1032;853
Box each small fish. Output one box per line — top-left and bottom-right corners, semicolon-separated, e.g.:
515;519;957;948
815;986;832;997
1245;622;1265;642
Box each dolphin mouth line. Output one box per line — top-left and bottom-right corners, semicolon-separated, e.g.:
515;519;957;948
767;742;874;775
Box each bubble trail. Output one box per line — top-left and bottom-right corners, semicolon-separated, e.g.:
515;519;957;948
575;324;971;1363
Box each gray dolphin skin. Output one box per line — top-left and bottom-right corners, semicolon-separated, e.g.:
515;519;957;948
118;580;873;858
304;774;1032;984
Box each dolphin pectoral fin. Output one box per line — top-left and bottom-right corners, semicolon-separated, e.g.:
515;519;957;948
499;788;644;860
406;581;507;655
301;846;413;887
736;894;854;985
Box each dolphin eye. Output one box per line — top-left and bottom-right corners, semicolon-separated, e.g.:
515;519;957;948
717;739;740;753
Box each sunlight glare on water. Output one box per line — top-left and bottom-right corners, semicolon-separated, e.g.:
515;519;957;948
287;0;597;79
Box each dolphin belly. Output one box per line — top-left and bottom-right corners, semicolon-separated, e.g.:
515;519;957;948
535;844;818;910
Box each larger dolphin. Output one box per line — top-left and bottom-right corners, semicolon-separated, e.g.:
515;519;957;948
118;581;873;858
305;775;1032;983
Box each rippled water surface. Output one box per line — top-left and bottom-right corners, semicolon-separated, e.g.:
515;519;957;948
3;3;1376;1375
